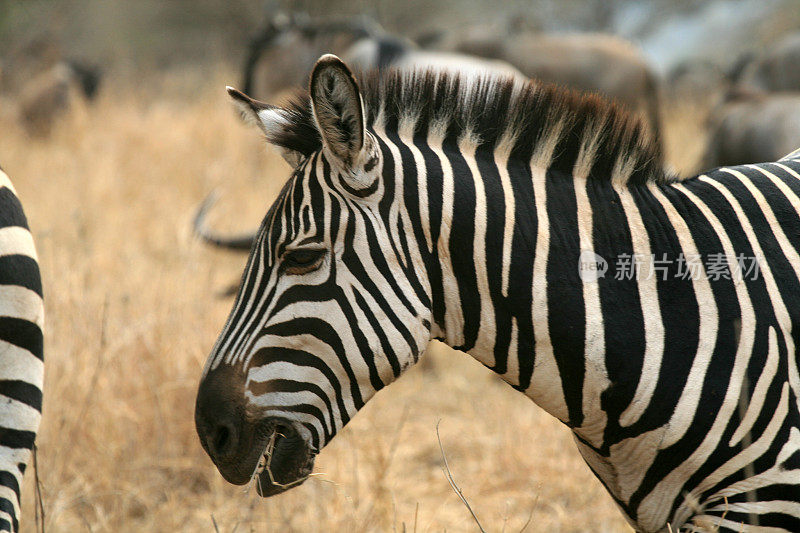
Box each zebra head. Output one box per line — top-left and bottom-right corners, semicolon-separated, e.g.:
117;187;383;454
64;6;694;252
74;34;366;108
195;55;433;496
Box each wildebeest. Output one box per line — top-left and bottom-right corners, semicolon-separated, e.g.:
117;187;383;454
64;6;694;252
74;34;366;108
701;90;800;169
736;31;800;93
17;60;101;138
342;34;525;81
433;31;663;145
242;12;380;98
242;13;525;100
666;58;727;101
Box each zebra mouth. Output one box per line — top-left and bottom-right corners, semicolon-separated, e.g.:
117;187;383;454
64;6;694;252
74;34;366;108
251;421;315;497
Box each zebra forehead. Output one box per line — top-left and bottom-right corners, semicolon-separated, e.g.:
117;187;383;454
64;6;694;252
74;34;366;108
268;68;672;185
263;157;330;242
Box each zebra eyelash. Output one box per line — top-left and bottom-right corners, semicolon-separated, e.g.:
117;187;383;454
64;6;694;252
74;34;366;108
279;247;328;275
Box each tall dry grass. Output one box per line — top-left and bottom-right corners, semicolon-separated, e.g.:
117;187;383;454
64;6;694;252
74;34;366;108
0;67;708;532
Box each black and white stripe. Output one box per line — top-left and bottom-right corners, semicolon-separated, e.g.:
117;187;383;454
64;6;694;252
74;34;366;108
196;56;800;532
0;168;43;533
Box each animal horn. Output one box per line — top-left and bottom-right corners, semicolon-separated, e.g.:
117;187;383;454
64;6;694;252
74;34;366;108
193;191;257;251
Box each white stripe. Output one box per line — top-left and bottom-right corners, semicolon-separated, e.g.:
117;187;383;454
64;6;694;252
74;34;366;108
706;456;799;506
767;162;800;202
379;131;429;312
527;165;568;422
257;409;325;452
616;187;665;427
386;120;413;271
0;341;43;386
500;317;520;386
0;227;37;261
496;152;515;297
573;178;608;447
249;331;357;426
779;147;800;161
0;510;14;531
396;118;432;256
0;286;43;328
0;446;31;468
0;396;40;432
248;361;341;434
211;222;265;370
343;271;424;373
427;134;464;345
461;137;495;364
247;388;333;437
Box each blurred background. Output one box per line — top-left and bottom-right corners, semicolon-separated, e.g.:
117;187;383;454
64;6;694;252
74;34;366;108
1;0;800;531
3;0;800;70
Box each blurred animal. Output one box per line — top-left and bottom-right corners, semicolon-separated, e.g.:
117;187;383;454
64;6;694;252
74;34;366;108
0;36;62;95
666;58;727;100
242;12;379;97
243;13;525;100
0;167;44;532
342;34;525;81
433;31;663;145
701;90;800;168
735;31;800;93
196;54;800;532
18;59;101;138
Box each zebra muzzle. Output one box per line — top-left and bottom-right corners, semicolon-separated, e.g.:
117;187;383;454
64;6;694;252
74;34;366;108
196;368;314;490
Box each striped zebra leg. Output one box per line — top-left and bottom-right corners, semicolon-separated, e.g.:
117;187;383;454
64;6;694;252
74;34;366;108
0;168;44;533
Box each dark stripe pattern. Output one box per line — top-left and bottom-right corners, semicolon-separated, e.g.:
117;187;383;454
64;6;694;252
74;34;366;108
199;70;800;532
0;172;44;533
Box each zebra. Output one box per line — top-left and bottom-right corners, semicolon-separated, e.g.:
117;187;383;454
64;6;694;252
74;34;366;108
194;54;800;532
0;168;44;532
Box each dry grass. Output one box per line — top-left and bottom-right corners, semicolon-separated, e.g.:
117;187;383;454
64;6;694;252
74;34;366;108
0;66;708;532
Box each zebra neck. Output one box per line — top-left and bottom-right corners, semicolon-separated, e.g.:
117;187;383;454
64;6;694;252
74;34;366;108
421;140;671;431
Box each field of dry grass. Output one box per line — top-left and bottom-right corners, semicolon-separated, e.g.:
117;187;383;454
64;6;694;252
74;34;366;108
0;66;709;532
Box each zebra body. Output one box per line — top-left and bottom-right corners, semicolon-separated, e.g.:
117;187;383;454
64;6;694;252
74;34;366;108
0;169;43;533
195;56;800;532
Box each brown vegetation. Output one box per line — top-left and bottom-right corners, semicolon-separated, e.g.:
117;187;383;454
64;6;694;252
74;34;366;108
0;66;707;532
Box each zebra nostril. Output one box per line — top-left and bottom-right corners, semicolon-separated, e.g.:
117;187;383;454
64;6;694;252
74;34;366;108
208;422;237;460
195;363;248;464
215;426;230;452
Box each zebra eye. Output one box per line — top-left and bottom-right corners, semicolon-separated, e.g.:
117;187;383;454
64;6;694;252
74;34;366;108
281;248;326;275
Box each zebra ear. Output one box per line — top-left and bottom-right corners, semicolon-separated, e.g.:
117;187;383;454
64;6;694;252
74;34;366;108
309;54;366;168
226;86;304;167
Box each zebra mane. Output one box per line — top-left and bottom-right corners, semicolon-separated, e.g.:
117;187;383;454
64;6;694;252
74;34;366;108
269;69;673;185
